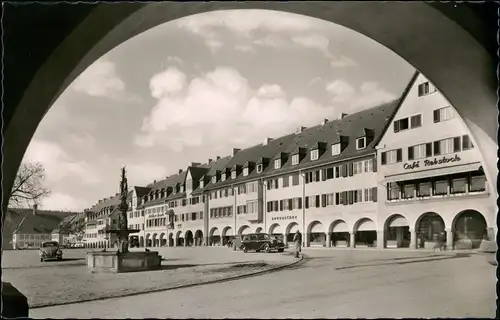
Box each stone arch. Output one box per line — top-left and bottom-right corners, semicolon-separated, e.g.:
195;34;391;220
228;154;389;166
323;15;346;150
255;227;263;234
328;220;350;248
3;4;496;237
209;227;220;246
383;214;410;249
145;233;151;247
414;212;446;249
194;230;204;246
307;221;326;247
159;232;166;247
237;225;251;235
452;209;488;248
175;230;183;247
184;230;194;247
353;218;377;248
222;226;233;238
268;223;282;235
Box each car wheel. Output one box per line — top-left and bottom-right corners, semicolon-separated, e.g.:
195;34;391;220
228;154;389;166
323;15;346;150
264;244;271;253
256;250;261;253
40;258;44;262
278;249;284;253
243;247;248;253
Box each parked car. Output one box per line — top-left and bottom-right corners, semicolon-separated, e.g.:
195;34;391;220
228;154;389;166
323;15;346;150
240;233;285;253
39;241;63;262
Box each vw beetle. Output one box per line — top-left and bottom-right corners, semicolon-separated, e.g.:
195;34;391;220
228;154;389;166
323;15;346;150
39;241;63;262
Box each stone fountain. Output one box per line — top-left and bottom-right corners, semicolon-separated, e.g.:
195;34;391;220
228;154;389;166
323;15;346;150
86;167;162;273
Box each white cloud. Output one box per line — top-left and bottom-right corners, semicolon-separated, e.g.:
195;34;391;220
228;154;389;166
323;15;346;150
205;38;224;53
72;58;137;101
292;34;357;67
24;140;101;185
41;193;89;211
326;79;397;111
234;44;256;53
257;84;286;99
135;66;336;152
177;10;318;37
253;34;288;48
330;55;357;68
149;67;187;99
126;163;169;186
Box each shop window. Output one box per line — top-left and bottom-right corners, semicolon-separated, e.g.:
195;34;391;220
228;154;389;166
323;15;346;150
387;182;400;201
417;181;431;197
402;183;415;199
469;171;486;192
433;178;448;196
451;176;467;194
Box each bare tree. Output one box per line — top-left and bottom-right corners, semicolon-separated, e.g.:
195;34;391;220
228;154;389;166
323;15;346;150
9;161;51;208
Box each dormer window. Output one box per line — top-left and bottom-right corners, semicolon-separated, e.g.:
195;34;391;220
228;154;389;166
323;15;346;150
243;168;249;176
231;171;237;179
221;173;226;181
356;137;367;150
332;143;341;156
274;159;281;169
256;164;263;173
310;150;319;161
180;185;184;193
292;154;299;165
211;176;217;184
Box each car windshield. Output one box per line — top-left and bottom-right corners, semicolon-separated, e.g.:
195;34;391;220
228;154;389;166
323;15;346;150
258;234;270;240
42;242;58;247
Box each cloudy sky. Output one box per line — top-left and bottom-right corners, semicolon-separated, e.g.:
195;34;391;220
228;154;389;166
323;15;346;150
23;10;414;211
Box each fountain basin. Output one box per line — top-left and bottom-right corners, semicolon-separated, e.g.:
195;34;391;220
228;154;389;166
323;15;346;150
86;251;162;273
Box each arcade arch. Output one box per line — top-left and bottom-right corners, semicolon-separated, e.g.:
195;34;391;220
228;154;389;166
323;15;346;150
415;212;445;249
328;220;350;248
384;214;410;248
209;227;220;246
452;209;488;249
353;218;377;247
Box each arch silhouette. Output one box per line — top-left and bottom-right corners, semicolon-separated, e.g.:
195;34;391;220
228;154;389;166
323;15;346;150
221;226;233;238
194;230;204;246
307;220;325;234
255;227;263;234
353;218;376;233
238;225;250;235
328;219;349;233
268;223;281;235
152;233;158;247
383;214;410;230
139;236;144;247
184;230;194;246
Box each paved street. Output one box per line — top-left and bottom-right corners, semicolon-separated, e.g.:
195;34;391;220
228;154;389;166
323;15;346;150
29;249;496;318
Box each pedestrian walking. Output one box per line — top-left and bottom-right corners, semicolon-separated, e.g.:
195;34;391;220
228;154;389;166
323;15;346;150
292;230;302;258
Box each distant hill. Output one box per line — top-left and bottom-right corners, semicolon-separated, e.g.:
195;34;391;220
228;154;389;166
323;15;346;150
2;208;79;250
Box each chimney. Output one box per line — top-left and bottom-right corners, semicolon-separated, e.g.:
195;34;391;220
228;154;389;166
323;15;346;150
33;204;38;216
338;113;348;120
178;169;183;174
263;138;273;145
322;118;329;125
295;126;307;134
208;158;213;164
232;148;241;156
191;162;201;167
216;156;221;160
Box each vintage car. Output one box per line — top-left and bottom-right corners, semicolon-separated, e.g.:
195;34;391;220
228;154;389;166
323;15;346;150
240;233;285;253
39;241;63;262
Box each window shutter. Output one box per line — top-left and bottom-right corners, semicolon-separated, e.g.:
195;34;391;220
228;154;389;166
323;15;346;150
315;195;320;208
288;199;293;210
408;147;414;160
396;149;402;162
453;137;461;152
372;187;378;202
342;164;348;178
305;173;309;184
433;109;440;123
321;169;327;181
425;143;433;157
433;141;441;155
393;120;400;133
372;158;378;172
348;191;354;205
343;191;348;205
322;194;327;207
348;163;353;176
305;197;309;209
381;152;387;165
298;197;302;209
279;200;283;211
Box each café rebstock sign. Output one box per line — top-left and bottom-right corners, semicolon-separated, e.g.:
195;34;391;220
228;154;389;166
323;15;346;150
403;154;461;170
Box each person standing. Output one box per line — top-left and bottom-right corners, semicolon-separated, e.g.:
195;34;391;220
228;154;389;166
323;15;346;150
293;230;302;258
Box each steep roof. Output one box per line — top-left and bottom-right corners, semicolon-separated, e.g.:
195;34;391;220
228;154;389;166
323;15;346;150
8;208;79;235
134;186;151;198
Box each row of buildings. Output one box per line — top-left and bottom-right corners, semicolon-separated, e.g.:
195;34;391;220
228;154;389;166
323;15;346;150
81;72;495;251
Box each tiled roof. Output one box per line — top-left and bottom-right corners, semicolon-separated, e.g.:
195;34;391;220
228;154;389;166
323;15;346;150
134;186;151;199
9;208;78;235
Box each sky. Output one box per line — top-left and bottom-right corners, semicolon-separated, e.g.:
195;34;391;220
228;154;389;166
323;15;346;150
23;9;415;211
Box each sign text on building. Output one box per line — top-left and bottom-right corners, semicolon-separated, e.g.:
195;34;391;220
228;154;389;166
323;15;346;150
272;215;298;221
403;154;461;170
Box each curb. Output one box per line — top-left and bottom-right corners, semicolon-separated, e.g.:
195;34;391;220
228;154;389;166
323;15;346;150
29;255;304;310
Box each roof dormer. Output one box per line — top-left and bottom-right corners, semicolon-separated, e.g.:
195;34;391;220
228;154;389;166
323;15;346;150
356;128;374;150
331;134;349;155
291;147;307;165
231;164;242;179
272;152;288;170
242;161;255;177
309;142;327;161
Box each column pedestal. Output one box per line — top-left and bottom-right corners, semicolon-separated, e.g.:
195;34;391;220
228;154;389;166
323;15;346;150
409;229;417;249
350;232;356;248
326;233;332;247
377;230;384;249
446;229;454;251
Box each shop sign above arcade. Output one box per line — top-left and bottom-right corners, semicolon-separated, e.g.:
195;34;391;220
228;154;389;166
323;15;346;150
403;154;461;170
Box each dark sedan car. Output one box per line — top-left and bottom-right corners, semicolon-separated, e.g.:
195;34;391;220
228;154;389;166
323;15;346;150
39;241;63;262
241;233;285;253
